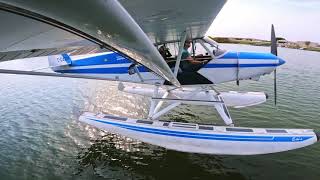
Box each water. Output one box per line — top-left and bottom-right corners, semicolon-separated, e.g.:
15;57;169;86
0;44;319;180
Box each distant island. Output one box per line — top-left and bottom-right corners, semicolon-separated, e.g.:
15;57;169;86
210;36;320;52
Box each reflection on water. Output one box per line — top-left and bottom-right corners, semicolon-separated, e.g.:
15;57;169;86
73;81;246;179
76;133;246;180
0;45;320;179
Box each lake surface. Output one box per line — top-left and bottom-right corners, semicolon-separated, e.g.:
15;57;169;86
0;44;319;180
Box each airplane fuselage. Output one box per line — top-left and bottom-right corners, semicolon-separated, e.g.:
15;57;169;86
49;50;285;85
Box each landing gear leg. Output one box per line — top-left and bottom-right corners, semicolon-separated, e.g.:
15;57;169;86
208;91;234;126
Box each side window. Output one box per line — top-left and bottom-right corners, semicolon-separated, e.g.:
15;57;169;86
166;43;176;58
193;40;214;58
202;38;227;57
193;42;209;57
185;40;209;57
203;41;217;56
157;44;175;60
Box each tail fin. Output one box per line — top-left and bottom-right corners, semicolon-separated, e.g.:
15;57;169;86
48;54;72;69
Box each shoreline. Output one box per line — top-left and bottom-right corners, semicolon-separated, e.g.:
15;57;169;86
210;36;320;52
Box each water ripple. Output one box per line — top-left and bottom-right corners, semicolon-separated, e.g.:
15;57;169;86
0;45;320;179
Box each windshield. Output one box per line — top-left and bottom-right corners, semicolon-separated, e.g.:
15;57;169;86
203;37;226;57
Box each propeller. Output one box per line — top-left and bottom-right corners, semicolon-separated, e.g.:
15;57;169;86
271;24;277;105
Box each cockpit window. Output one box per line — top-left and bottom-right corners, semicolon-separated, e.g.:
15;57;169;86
202;37;226;57
190;42;208;57
156;36;226;62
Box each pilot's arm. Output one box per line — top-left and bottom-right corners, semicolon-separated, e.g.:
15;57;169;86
185;55;208;65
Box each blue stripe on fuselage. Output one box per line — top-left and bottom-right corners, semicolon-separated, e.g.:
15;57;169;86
88;118;312;142
238;52;277;59
69;51;277;68
62;54;72;65
219;51;238;59
56;66;149;74
219;52;277;60
204;63;277;68
62;51;278;74
70;52;131;66
56;63;276;74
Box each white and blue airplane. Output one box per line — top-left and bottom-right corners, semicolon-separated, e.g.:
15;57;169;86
48;37;286;86
0;0;318;155
47;34;316;155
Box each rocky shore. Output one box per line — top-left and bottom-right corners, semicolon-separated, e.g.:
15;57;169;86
210;36;320;52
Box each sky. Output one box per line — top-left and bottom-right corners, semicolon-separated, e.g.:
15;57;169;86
206;0;320;43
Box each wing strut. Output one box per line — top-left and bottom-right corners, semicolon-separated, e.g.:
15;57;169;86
0;69;150;85
210;94;233;126
173;31;187;77
129;83;234;125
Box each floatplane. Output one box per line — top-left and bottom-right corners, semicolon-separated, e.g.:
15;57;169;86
0;0;318;155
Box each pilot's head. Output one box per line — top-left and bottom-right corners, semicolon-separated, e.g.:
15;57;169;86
184;39;192;49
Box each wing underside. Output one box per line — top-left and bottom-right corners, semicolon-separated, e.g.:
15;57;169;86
0;0;226;85
120;0;226;44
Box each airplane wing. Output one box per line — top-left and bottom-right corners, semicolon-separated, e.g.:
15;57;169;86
120;0;226;44
0;0;226;86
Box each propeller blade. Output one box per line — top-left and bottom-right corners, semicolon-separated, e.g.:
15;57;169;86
271;24;278;56
271;24;277;105
274;69;277;105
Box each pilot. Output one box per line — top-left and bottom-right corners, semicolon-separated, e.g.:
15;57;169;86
158;45;172;60
181;39;208;72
